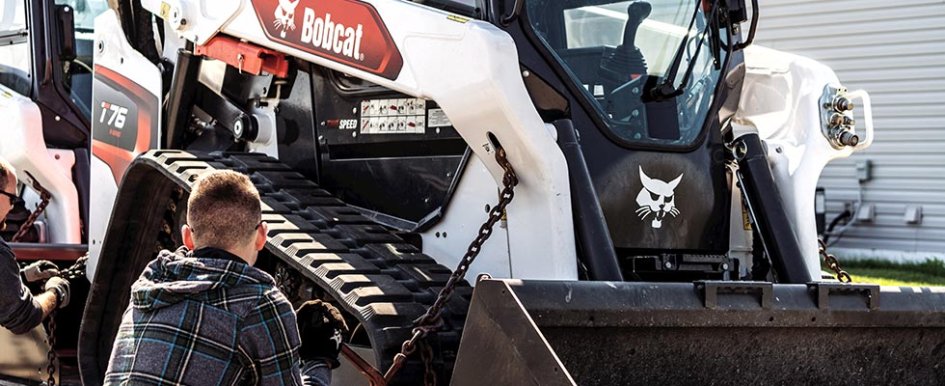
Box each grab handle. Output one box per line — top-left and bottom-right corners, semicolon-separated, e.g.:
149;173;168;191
846;89;874;150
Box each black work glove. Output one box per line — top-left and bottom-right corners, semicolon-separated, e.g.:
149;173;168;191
296;300;348;368
44;276;71;309
20;260;60;283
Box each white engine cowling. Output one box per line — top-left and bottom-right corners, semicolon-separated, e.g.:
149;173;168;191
733;45;874;280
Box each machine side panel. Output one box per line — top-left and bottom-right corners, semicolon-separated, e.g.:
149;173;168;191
88;10;163;280
91;66;159;183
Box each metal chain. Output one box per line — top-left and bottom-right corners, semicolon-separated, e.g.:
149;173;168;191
10;175;61;385
419;340;436;386
45;309;57;386
12;176;52;242
60;253;89;281
38;254;87;386
383;148;518;384
819;238;852;283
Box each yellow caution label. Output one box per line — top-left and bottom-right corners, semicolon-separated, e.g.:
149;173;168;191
447;14;470;24
0;89;13;107
159;2;171;20
742;203;752;231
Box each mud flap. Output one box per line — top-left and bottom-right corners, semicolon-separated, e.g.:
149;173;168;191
453;279;945;385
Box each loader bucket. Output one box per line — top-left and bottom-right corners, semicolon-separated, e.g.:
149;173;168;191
452;279;945;385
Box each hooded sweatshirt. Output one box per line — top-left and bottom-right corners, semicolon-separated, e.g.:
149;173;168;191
103;247;329;386
0;239;44;334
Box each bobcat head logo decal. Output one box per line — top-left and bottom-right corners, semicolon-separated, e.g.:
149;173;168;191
273;0;301;38
635;166;683;229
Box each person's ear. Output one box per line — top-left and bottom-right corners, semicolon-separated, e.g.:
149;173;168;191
255;222;268;251
182;224;195;250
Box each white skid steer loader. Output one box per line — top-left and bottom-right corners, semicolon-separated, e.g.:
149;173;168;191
77;0;945;384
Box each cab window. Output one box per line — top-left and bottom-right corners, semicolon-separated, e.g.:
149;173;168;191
0;0;32;96
527;0;728;146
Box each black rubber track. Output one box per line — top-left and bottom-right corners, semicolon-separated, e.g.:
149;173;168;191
97;150;473;385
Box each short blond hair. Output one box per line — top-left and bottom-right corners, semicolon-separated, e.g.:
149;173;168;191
187;170;261;249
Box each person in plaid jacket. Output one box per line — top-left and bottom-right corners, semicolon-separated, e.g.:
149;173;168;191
104;170;346;386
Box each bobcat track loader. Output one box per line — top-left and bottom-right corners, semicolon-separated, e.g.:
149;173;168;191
78;0;945;384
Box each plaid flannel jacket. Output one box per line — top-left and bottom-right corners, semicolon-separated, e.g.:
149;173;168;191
104;247;321;386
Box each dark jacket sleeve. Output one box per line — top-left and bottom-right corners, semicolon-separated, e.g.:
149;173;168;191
0;241;44;334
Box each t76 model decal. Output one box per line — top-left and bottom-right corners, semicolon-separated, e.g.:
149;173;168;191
251;0;403;80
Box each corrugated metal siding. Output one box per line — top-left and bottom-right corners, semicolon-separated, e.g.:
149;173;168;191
752;1;945;259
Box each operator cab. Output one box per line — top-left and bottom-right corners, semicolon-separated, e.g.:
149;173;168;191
499;0;747;281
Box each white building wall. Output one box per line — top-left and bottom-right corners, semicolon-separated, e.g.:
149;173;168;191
752;0;945;261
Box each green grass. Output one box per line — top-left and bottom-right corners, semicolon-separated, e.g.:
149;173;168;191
845;268;945;287
831;258;945;287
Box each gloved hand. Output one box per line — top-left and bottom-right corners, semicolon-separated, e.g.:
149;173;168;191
44;276;71;309
296;300;348;368
20;260;59;283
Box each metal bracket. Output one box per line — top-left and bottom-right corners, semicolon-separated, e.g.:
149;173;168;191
698;281;773;309
734;0;759;51
819;85;859;149
501;0;525;26
808;282;880;310
194;35;290;78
